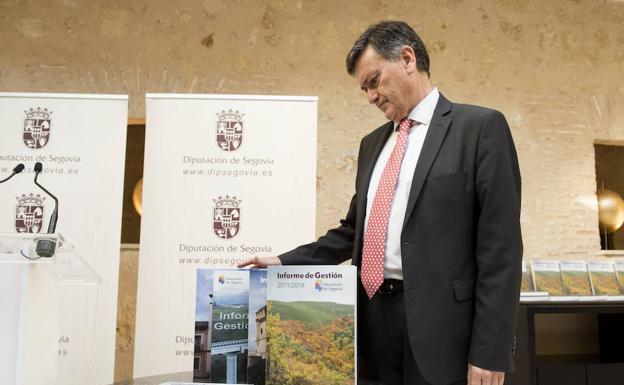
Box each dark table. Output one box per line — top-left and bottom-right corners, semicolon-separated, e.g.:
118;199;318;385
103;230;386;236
506;300;624;385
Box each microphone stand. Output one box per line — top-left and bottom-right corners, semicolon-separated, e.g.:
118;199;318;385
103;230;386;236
0;164;25;183
33;163;59;258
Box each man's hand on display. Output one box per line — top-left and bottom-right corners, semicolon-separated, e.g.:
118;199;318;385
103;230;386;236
468;363;505;385
237;255;282;268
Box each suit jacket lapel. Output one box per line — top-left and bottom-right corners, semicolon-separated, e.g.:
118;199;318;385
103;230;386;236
402;95;452;229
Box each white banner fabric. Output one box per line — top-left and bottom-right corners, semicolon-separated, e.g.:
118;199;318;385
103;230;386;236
134;94;317;377
0;93;128;385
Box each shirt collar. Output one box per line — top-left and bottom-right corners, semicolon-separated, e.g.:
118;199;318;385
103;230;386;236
394;87;440;130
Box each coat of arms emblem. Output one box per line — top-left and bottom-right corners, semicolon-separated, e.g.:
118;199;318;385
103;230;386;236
15;193;45;233
23;107;52;149
213;195;241;239
216;110;244;151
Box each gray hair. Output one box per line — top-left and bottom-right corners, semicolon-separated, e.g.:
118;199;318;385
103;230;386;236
346;21;430;77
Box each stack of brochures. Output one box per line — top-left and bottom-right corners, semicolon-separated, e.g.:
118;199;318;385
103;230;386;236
521;260;624;302
194;266;356;385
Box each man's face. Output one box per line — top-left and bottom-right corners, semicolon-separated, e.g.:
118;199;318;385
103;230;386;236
354;46;413;123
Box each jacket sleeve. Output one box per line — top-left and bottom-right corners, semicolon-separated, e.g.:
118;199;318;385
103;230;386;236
278;192;357;265
278;137;369;266
468;110;523;372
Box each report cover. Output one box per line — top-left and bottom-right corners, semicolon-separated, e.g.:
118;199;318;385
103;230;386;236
266;266;356;385
560;261;592;296
588;262;622;296
210;269;250;384
616;262;624;292
247;269;267;385
520;261;549;301
195;269;215;382
532;260;564;296
521;262;535;292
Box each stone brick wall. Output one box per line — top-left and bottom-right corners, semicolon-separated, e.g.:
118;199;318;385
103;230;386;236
3;0;624;381
3;0;623;256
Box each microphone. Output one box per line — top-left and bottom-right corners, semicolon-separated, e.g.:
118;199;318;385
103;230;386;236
0;163;25;183
33;162;59;258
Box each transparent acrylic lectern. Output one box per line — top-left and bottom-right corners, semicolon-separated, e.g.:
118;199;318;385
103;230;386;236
0;233;101;385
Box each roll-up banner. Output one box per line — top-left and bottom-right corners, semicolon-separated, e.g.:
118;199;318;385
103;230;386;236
0;93;128;384
134;94;317;377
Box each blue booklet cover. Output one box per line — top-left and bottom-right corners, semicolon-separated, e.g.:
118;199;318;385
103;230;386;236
247;269;268;385
210;269;250;384
194;269;214;382
196;269;264;384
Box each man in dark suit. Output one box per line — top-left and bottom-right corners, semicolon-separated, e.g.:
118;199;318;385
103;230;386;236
239;20;522;385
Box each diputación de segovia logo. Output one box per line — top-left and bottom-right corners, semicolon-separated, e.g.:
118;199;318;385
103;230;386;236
216;109;244;151
213;195;241;239
23;107;52;149
15;193;45;233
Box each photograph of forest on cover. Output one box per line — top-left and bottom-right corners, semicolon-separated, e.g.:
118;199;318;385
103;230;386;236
521;269;534;292
616;268;624;292
533;270;564;295
589;270;622;295
561;270;592;295
266;300;355;385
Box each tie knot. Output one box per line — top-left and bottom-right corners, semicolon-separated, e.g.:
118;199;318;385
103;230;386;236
399;118;413;134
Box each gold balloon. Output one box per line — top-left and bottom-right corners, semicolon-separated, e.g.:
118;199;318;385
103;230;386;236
597;189;624;233
132;179;143;216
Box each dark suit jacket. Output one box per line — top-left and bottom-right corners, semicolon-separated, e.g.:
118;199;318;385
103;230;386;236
279;94;523;385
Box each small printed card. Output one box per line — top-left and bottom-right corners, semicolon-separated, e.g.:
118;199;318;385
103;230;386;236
532;260;564;296
588;262;622;296
521;262;535;292
560;261;592;296
616;262;624;293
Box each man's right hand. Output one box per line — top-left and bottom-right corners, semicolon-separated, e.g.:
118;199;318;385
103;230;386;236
237;256;282;268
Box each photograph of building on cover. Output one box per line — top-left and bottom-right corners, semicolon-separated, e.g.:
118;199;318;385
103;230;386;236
210;270;250;384
247;269;267;385
194;269;214;382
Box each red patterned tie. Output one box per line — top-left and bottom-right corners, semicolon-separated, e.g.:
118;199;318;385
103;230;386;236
361;118;414;299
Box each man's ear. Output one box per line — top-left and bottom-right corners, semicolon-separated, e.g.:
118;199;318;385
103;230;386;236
400;46;417;74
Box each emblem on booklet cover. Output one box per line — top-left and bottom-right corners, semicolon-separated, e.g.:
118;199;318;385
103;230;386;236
23;107;52;149
213;195;241;239
216;109;244;151
15;194;45;233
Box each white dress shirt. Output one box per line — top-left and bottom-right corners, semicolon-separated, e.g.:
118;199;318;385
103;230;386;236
364;88;440;280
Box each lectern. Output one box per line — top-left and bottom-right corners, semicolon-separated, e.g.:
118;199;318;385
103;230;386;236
0;233;100;385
